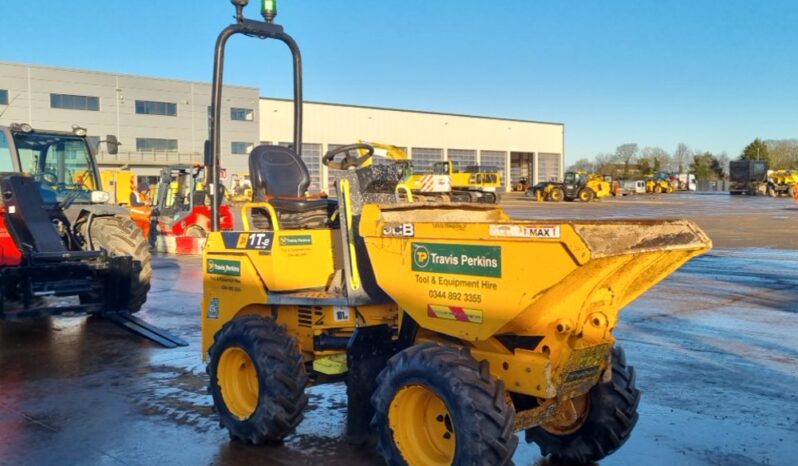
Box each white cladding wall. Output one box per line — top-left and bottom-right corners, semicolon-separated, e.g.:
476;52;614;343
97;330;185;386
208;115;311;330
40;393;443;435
259;98;564;192
0;62;260;177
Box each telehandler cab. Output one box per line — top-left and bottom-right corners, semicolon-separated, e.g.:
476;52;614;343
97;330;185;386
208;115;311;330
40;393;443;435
202;2;712;464
0;124;186;347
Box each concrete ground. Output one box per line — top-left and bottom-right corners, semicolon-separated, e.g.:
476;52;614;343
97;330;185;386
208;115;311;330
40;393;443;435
1;193;796;466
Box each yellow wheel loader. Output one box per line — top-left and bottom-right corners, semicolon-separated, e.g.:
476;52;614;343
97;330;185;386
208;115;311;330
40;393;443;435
644;172;674;194
202;3;712;464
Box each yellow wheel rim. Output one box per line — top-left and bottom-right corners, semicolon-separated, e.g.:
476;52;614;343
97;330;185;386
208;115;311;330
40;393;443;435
218;347;259;420
540;394;590;435
388;385;456;466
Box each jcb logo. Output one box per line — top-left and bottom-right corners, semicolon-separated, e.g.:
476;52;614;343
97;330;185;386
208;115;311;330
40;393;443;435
413;245;430;269
382;223;415;237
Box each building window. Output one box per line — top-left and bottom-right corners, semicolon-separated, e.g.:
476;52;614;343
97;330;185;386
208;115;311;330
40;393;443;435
537;153;561;184
0;89;8;105
231;107;254;121
0;131;12;172
326;143;348;196
136;138;178;152
447;149;477;169
481;150;507;187
410;147;443;173
50;93;100;111
135;100;177;116
231;142;254;155
297;143;322;193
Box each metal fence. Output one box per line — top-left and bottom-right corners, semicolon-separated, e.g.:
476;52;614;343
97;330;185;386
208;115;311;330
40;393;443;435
696;179;730;192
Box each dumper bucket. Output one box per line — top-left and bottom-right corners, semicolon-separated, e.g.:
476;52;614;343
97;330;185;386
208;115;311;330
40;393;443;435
359;203;711;343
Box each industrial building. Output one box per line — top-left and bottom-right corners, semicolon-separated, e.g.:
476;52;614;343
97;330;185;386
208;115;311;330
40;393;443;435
0;61;564;193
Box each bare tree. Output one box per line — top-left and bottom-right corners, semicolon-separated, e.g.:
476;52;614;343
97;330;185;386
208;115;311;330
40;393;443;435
568;158;595;173
716;151;730;178
766;139;798;169
615;143;639;178
641;146;671;172
672;143;691;173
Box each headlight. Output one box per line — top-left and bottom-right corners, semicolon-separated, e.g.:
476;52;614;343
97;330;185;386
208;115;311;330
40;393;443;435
90;191;111;204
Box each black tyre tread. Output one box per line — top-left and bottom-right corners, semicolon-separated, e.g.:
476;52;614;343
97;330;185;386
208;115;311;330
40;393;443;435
207;315;308;444
526;346;640;464
86;215;152;313
371;342;518;466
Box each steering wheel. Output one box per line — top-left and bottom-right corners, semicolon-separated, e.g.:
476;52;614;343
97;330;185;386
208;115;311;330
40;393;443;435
322;143;374;170
35;170;59;185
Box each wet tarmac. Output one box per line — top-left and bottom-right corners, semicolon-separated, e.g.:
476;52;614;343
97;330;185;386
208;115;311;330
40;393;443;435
1;195;797;466
503;192;798;249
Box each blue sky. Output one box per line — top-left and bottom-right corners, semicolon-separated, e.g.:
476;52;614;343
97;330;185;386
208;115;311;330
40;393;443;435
1;0;796;164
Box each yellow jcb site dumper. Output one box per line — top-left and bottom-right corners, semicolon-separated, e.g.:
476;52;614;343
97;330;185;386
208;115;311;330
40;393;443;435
201;3;712;465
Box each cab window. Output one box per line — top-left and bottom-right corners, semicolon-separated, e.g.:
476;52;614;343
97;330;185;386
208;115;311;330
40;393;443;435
0;132;13;172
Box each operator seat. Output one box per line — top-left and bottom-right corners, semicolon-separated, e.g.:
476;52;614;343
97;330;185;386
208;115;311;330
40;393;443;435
249;145;337;229
0;174;67;255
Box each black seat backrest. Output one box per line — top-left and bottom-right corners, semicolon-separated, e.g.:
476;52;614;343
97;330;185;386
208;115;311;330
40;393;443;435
249;145;310;200
0;174;66;254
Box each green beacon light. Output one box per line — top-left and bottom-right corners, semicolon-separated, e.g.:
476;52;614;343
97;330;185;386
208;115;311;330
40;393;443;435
262;0;277;22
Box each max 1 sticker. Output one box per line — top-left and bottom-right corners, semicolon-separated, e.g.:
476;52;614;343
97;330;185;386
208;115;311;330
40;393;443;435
279;234;313;246
207;259;241;276
412;242;501;278
427;304;483;324
489;224;561;239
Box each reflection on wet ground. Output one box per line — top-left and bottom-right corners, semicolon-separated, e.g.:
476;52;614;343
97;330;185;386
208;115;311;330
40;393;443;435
1;217;797;465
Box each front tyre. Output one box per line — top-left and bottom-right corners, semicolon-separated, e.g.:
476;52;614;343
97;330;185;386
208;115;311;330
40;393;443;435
549;187;565;202
84;215;152;313
371;343;517;466
526;346;641;464
207;315;308;444
577;188;595;202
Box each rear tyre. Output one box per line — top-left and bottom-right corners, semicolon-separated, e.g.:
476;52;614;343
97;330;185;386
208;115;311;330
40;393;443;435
83;215;151;313
372;343;517;466
549;188;564;202
526;346;640;464
577;188;595;202
653;185;663;194
767;185;777;197
207;315;308;444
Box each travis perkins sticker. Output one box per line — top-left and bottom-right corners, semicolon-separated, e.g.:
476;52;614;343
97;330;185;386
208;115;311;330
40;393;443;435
412;242;501;278
207;259;241;276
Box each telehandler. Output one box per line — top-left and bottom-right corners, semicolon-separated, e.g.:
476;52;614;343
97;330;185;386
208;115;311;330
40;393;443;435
528;171;611;202
0;123;186;347
202;2;712;464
